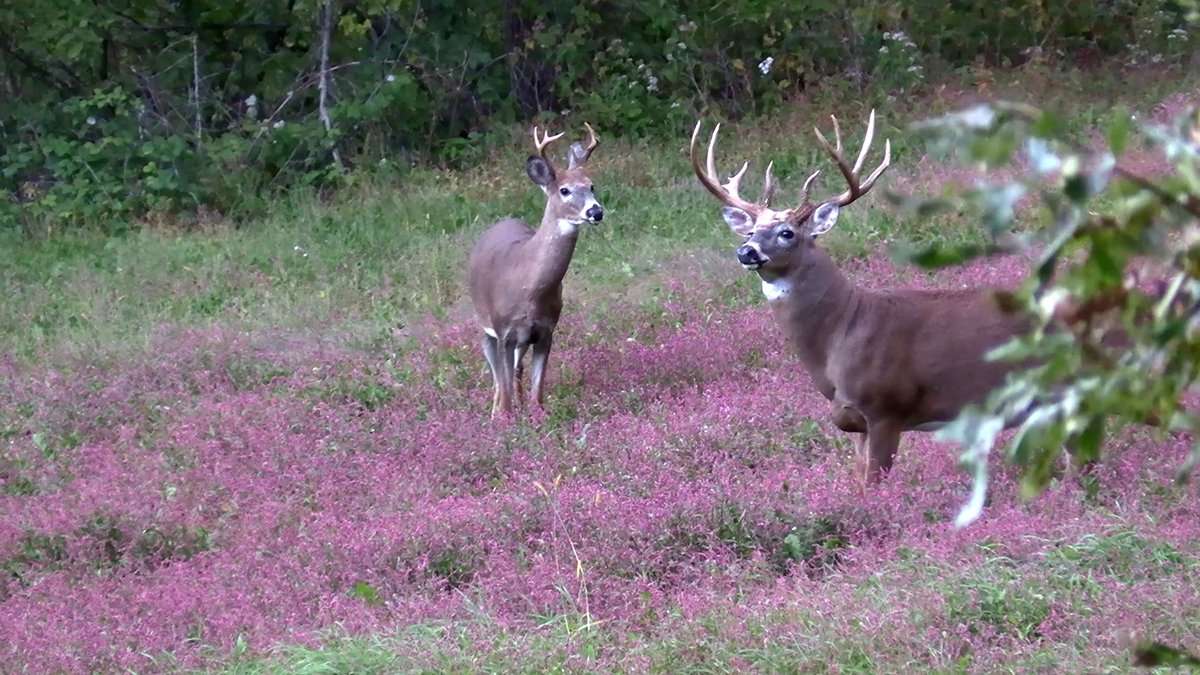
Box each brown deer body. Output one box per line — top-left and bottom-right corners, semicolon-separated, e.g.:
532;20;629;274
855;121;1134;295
468;125;603;418
691;112;1030;484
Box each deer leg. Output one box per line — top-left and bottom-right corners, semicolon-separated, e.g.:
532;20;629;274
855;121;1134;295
512;343;529;411
830;402;870;492
481;334;501;417
529;333;554;410
853;433;869;495
495;334;517;417
865;419;902;485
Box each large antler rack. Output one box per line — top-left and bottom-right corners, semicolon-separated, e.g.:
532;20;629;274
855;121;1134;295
689;110;892;226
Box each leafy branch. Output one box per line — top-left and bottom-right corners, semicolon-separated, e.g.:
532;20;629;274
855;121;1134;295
897;97;1200;527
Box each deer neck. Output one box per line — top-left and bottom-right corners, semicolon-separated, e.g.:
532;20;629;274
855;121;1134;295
524;203;582;296
760;245;858;367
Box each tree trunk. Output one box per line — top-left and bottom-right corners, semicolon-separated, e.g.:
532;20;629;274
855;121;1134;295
318;0;343;169
192;34;203;144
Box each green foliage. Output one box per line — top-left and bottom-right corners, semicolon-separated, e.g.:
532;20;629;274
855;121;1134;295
349;581;382;606
2;87;199;226
1044;530;1188;584
897;27;1200;525
427;547;479;590
712;502;849;575
943;563;1052;642
1132;641;1200;668
3;1;1197;226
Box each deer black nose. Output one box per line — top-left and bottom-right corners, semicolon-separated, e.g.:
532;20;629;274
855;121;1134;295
736;245;762;265
586;205;604;222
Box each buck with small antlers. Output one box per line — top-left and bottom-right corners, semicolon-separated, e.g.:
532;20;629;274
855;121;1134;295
691;111;1032;485
467;124;604;418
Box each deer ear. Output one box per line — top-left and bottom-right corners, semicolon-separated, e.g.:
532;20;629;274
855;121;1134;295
567;142;588;169
808;201;840;238
526;156;556;188
721;206;755;236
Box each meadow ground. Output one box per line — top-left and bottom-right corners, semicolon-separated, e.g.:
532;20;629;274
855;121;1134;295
2;64;1199;673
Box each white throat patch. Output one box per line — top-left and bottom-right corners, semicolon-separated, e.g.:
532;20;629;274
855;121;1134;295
557;218;579;235
761;278;793;301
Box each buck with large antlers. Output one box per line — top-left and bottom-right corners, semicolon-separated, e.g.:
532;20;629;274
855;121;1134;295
467;124;604;418
691;111;1032;485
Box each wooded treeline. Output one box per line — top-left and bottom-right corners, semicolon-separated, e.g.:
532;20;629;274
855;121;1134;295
1;0;1195;226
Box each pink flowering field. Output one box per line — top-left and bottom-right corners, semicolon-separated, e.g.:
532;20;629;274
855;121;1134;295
4;69;1200;673
2;247;1197;673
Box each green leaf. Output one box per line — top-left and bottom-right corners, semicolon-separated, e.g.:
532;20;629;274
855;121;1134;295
979;182;1026;233
1063;173;1090;203
1087;236;1123;284
782;533;804;561
1073;416;1105;464
936;408;1006;527
1106;106;1133;155
1032;110;1067;139
1026;138;1062;175
31;432;50;457
1131;641;1200;667
969;131;1018;167
350;580;381;606
986;335;1043;363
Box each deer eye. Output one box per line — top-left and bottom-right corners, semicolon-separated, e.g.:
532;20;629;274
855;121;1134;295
559;187;571;196
778;229;795;240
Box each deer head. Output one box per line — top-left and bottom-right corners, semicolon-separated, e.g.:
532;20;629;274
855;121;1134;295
691;110;891;274
526;123;604;230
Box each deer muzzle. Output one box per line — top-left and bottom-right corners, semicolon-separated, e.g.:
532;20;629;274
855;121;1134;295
736;243;766;269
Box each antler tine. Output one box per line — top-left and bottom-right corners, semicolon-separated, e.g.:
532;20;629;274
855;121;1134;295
858;138;892;192
759;160;777;206
813;109;891;207
724;161;750;201
800;169;821;203
582;122;599;156
852;109;876;175
532;125;566;161
705;125;722;189
813;122;857;200
689;120;760;214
